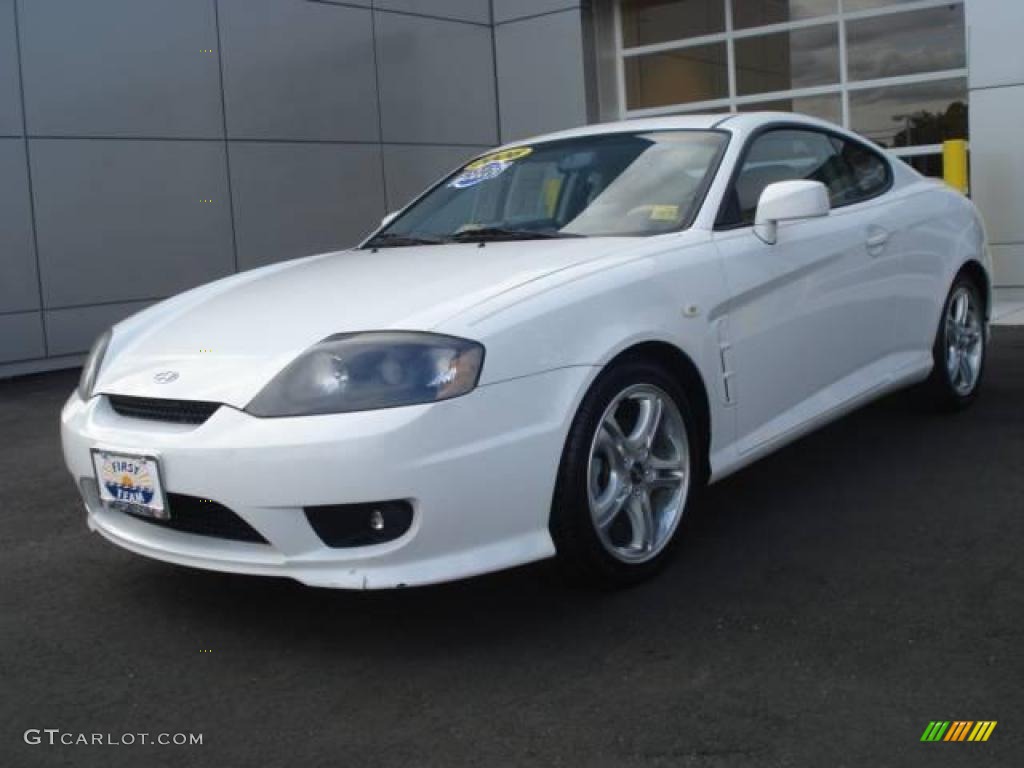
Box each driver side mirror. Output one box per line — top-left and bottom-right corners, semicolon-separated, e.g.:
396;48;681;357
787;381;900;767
754;180;830;245
380;211;399;228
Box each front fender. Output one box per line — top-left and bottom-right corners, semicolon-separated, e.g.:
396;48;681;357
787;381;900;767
440;235;733;459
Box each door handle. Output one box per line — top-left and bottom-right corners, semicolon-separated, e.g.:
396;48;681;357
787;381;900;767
866;228;889;255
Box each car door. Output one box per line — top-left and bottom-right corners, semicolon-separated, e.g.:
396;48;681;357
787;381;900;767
712;127;896;454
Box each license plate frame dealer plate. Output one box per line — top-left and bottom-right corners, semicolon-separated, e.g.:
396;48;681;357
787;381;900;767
90;449;169;520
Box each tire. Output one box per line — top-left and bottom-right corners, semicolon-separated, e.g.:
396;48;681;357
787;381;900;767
919;273;987;411
550;356;704;588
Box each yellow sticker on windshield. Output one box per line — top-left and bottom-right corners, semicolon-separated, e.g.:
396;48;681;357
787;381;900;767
649;205;680;222
543;178;563;216
464;147;533;170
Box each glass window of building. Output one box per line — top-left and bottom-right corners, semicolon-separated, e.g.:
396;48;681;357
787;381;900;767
846;5;966;82
615;0;967;178
843;0;924;11
734;25;839;95
625;44;729;109
848;78;968;148
900;154;943;178
621;0;725;47
736;95;841;125
731;0;837;30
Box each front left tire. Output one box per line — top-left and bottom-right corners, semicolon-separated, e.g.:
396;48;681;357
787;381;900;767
550;357;702;588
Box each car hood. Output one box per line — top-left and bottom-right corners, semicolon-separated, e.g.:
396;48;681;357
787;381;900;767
94;238;639;408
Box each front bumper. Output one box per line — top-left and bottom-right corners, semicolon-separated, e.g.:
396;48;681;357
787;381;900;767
61;367;592;588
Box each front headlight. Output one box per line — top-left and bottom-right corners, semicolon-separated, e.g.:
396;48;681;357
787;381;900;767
245;332;485;417
77;328;112;400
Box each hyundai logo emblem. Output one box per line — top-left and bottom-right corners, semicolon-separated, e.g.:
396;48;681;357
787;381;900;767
153;371;179;384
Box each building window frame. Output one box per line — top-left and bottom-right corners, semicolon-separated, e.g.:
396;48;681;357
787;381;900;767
613;0;967;167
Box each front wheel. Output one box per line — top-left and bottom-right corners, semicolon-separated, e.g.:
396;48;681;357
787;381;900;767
550;359;702;587
921;274;987;410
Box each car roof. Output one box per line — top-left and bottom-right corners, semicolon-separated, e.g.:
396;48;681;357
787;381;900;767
497;112;853;148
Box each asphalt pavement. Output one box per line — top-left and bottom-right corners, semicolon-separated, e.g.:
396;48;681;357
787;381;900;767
1;329;1022;767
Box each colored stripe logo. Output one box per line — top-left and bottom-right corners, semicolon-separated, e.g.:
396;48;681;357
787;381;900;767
921;721;997;742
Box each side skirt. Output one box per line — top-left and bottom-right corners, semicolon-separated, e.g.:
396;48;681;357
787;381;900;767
707;351;932;484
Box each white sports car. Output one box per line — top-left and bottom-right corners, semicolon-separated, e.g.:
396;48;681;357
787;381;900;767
61;113;990;589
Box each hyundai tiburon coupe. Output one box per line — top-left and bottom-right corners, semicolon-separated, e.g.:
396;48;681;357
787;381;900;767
62;113;990;588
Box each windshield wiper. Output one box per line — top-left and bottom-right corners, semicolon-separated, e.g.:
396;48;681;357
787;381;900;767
446;227;583;243
364;233;446;249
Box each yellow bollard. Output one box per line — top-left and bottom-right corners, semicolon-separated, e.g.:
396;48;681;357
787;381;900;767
942;139;968;194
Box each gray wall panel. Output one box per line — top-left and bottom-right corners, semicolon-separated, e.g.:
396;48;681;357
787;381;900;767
18;0;222;138
45;300;155;356
970;85;1024;246
0;0;21;136
376;12;497;145
0;0;602;373
991;244;1024;288
495;9;586;141
967;0;1024;90
30;139;234;308
967;1;1024;289
375;0;490;25
0;139;38;312
493;0;579;24
219;0;378;141
0;312;43;363
230;142;386;270
382;143;484;210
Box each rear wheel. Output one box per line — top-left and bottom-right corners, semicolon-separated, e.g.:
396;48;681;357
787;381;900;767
921;274;986;410
550;358;702;587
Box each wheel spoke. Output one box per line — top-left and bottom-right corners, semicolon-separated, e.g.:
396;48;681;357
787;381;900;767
593;485;627;530
649;454;682;471
649;468;685;490
626;492;656;552
952;292;969;325
958;353;973;388
628;396;663;452
948;350;962;386
595;424;620;459
602;416;629;456
947;347;959;378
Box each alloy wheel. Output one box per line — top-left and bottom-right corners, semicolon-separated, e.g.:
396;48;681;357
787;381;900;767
586;384;690;563
945;285;984;396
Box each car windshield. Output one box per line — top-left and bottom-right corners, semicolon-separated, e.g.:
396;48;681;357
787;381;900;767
365;130;728;246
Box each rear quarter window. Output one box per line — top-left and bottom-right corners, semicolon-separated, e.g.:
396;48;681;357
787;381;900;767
833;137;890;203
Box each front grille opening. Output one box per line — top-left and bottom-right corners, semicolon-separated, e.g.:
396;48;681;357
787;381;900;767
305;501;413;548
123;494;269;544
108;395;221;425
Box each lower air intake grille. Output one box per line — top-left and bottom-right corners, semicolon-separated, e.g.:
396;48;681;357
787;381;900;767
124;494;269;544
108;395;221;425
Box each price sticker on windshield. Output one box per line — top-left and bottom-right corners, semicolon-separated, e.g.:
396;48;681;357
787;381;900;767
449;147;534;189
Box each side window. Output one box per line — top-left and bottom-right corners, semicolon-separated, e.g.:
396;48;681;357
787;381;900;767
719;129;844;226
833;137;890;203
717;128;890;228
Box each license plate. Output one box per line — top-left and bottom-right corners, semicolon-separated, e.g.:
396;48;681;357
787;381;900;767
91;450;168;520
